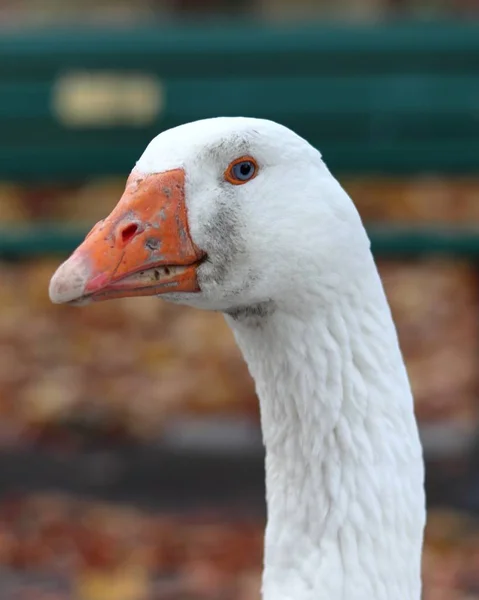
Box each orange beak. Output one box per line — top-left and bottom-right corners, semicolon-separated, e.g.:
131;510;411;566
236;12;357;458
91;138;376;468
49;169;205;305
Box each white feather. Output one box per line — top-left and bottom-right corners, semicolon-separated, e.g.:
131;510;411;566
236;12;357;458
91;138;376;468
136;117;426;599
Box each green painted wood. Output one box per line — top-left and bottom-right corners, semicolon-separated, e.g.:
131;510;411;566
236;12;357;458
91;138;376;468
2;224;479;258
0;24;478;180
2;141;479;181
1;23;478;77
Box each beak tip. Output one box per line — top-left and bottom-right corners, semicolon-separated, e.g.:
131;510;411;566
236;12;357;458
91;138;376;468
49;253;90;305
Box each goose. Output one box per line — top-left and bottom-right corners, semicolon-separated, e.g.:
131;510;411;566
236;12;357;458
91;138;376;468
49;117;426;600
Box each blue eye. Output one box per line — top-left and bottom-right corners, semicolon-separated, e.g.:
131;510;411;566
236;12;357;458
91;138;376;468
225;157;258;185
232;161;255;180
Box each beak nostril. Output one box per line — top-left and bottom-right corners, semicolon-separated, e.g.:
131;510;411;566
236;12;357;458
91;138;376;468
121;223;139;245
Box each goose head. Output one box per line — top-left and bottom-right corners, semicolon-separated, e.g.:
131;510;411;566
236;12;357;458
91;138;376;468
49;117;369;314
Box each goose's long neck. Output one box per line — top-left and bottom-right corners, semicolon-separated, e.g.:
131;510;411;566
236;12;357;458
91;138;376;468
226;264;425;600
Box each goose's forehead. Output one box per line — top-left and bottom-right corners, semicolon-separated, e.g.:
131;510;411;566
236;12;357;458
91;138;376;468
135;117;314;175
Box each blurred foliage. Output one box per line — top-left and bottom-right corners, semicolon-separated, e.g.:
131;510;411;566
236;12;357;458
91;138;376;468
0;493;476;599
0;0;477;25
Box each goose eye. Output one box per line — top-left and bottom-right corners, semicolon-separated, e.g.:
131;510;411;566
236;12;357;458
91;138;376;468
225;157;258;185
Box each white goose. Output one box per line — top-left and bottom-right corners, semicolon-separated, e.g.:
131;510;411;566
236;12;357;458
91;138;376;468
49;117;426;600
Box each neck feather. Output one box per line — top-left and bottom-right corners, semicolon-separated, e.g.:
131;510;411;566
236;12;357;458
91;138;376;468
226;261;425;600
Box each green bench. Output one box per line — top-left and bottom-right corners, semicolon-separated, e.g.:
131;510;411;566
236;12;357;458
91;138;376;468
1;23;478;181
0;23;478;256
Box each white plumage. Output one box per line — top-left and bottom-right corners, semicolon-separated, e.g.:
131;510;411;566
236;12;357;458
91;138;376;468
50;117;426;600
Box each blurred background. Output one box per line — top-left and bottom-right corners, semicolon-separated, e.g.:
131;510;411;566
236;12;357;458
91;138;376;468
0;1;479;599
